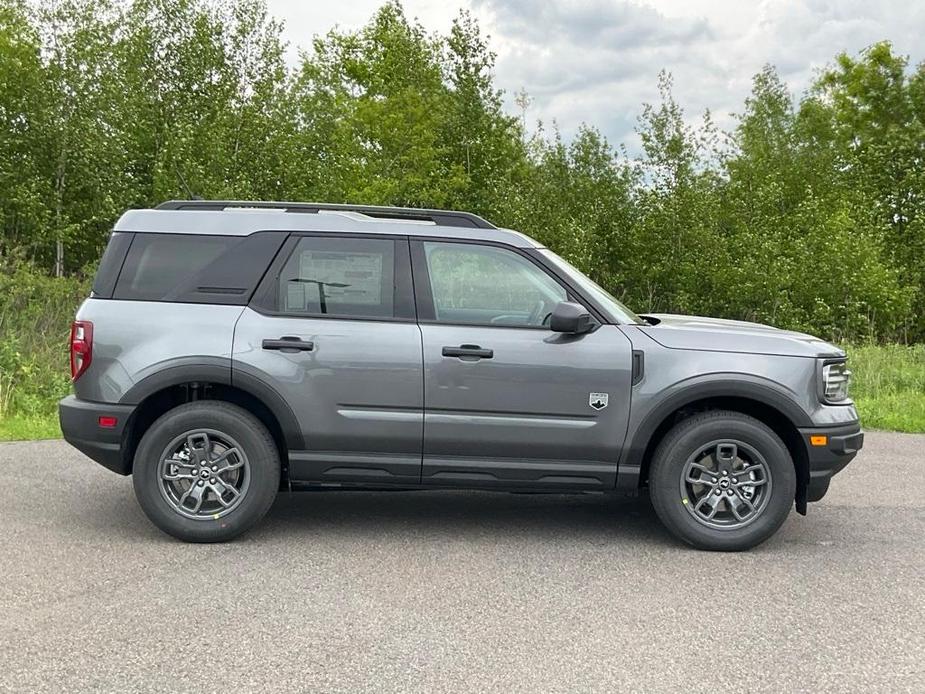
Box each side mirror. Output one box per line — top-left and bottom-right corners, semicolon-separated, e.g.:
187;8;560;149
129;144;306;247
549;301;595;334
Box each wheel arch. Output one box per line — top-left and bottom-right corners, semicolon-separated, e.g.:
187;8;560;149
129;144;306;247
618;379;811;510
119;365;302;479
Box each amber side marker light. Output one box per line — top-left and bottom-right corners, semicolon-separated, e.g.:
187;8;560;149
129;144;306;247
810;435;828;447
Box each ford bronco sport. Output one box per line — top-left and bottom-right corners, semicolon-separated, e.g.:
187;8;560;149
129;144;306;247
59;201;863;550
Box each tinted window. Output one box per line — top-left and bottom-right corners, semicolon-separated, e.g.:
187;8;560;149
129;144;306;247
423;242;566;326
114;234;236;301
275;237;397;318
92;231;133;298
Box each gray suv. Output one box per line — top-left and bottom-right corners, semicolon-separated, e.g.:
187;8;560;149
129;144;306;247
59;200;863;550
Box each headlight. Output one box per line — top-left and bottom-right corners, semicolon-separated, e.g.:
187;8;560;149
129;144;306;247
821;361;851;403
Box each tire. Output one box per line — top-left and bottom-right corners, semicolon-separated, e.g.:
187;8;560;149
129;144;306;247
132;401;280;542
649;410;796;551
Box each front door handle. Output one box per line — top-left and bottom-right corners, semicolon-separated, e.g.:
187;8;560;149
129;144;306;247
262;337;314;353
442;344;493;359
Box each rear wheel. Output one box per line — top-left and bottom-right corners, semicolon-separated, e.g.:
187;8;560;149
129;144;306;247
649;411;796;551
132;401;280;542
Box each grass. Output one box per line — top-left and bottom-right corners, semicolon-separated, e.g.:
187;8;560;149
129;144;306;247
847;343;925;433
0;414;62;442
1;344;922;442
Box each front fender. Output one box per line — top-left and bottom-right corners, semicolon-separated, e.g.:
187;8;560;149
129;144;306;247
615;373;812;491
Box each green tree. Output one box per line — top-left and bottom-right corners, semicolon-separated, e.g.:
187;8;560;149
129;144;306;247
0;0;51;263
811;42;925;337
632;71;724;313
440;9;525;221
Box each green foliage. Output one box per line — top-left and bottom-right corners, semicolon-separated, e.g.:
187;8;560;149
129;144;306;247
0;3;923;437
1;4;922;344
0;413;62;441
847;343;925;432
0;260;88;419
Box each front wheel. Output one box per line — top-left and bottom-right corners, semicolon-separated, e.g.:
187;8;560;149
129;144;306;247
649;411;796;551
132;401;280;542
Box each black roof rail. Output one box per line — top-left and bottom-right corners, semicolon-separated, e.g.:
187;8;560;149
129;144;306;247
155;200;497;229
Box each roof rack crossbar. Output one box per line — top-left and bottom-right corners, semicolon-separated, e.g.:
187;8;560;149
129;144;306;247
155;200;497;229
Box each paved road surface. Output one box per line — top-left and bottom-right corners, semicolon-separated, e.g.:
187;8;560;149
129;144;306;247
1;433;923;693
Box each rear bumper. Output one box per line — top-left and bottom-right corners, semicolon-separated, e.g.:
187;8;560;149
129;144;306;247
798;421;863;502
59;395;136;475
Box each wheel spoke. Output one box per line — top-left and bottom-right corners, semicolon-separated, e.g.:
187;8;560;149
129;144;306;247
732;465;768;487
163;470;197;481
208;478;240;507
737;477;767;488
178;482;207;513
728;489;756;521
688;461;717;477
695;491;722;520
686;469;716;487
714;443;738;471
163;458;196;481
212;448;244;474
186;432;212;464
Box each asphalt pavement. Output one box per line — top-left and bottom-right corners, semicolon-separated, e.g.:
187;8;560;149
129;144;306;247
0;432;923;693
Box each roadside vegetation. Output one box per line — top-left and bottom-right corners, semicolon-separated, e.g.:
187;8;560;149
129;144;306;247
846;343;925;433
0;267;922;440
0;0;923;438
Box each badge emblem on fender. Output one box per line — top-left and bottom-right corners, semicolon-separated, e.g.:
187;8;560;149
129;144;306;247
589;392;609;410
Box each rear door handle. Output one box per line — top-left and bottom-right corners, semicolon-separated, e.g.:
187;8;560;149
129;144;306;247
442;344;493;359
262;337;314;352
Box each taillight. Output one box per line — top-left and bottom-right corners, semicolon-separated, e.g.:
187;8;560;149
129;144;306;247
70;321;93;381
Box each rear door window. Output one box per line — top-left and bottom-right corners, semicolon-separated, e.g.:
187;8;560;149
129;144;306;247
252;235;415;320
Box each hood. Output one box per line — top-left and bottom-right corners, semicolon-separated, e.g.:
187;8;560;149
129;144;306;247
638;313;844;358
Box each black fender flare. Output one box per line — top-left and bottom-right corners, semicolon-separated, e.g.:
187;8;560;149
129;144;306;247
120;357;304;450
615;376;812;490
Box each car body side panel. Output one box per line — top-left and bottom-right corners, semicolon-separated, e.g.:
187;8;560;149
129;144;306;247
72;298;244;403
231;307;424;484
420;324;634;489
615;326;860;489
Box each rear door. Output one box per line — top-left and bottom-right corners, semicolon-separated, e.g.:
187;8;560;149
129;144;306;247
411;240;634;490
232;233;424;485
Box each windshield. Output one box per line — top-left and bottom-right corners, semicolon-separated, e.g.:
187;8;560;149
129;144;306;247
538;249;643;325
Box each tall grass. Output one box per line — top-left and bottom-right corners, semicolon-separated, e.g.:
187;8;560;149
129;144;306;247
0;263;922;440
0;263;89;423
847;343;925;432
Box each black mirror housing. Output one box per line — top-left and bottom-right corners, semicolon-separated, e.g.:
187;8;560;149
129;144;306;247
549;301;595;334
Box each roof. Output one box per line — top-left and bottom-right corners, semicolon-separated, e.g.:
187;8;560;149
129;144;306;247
112;200;540;248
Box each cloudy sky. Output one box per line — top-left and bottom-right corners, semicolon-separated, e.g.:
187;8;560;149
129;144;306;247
265;0;925;151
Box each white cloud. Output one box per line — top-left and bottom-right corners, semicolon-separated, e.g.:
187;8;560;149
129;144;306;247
266;0;925;152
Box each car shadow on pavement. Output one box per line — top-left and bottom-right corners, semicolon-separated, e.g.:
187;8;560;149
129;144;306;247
256;489;677;547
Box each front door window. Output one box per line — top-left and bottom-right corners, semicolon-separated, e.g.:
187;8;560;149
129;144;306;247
422;242;566;327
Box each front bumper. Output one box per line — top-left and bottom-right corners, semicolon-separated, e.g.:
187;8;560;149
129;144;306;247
798;421;863;504
59;395;136;475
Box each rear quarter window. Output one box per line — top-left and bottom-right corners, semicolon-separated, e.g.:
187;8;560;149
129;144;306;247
115;234;235;301
91;231;134;298
112;232;286;304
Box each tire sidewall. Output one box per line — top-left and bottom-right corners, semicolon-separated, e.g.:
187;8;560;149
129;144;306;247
650;414;796;551
132;402;280;542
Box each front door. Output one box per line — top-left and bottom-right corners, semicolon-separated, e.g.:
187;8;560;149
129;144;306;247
412;240;634;490
232;234;423;485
